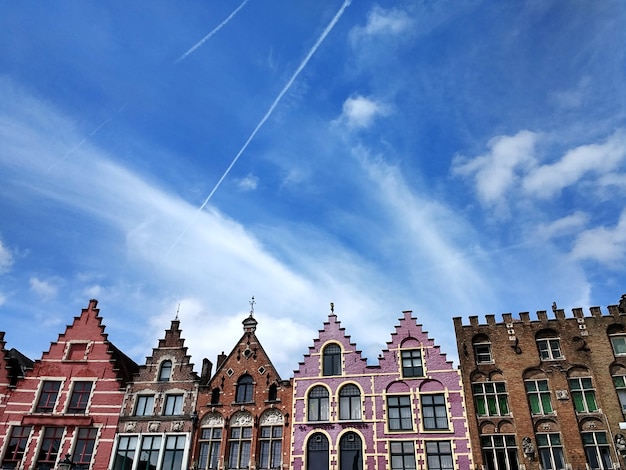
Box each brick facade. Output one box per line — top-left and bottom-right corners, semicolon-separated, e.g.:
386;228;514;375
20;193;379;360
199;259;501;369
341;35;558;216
454;297;626;470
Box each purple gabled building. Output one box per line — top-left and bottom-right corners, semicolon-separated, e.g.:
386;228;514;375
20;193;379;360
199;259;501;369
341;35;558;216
290;307;473;470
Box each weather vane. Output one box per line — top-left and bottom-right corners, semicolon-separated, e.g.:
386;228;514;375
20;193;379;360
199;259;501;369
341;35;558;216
330;302;334;314
249;296;256;316
175;303;180;321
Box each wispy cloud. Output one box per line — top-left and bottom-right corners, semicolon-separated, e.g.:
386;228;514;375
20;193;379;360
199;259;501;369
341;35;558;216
537;212;589;241
336;95;390;129
236;173;259;191
350;5;412;42
29;277;59;299
571;209;626;266
0;239;13;274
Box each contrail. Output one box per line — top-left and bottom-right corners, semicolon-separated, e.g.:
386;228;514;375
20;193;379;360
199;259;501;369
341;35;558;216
166;0;352;256
175;0;250;63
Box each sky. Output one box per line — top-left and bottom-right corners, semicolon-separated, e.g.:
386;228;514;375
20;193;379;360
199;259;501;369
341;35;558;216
1;1;625;379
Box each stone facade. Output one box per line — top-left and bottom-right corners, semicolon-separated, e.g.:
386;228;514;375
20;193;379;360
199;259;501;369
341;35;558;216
192;312;292;470
454;298;626;470
110;318;202;470
0;299;138;470
291;308;472;470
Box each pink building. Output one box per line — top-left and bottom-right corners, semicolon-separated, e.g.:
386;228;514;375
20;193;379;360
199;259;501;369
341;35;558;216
0;299;138;470
291;308;473;470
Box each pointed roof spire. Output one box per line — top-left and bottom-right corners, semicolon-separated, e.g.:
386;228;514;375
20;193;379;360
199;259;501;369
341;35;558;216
243;296;258;333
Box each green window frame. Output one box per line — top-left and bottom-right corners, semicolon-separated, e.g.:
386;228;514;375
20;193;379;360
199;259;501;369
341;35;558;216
525;379;553;415
472;382;509;416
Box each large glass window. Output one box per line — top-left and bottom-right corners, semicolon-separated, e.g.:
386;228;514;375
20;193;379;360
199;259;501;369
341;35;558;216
582;432;612;470
259;425;282;469
390;441;416;470
537;339;562;360
36;381;61;413
472;382;509;416
112;436;138;470
339;432;362;470
307;433;329;470
425;441;453;470
308;386;329;421
159;360;172;381
163;394;184;416
236;374;253;403
162;435;186;470
339;384;361;420
68;381;92;414
36;427;64;470
481;435;519;470
137;436;161;470
569;377;598;413
421;394;448;430
198;427;222;470
536;433;565;470
401;350;423;377
135;395;155;416
2;426;32;469
387;395;413;431
72;428;98;470
525;379;553;415
322;344;341;376
228;426;252;469
613;375;626;413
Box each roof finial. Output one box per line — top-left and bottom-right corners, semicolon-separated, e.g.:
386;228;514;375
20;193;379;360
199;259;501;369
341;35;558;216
249;296;256;316
330;302;334;314
175;303;180;320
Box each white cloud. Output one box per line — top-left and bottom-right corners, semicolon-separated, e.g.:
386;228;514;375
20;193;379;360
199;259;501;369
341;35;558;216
30;277;59;299
537;212;589;240
236;173;258;191
571;209;626;266
0;239;13;274
523;131;626;199
350;6;412;42
452;130;538;207
336;95;389;129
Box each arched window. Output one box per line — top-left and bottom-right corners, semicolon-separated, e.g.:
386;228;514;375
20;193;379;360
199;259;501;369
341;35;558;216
307;433;329;470
268;383;278;402
608;325;626;356
159;360;172;381
339;384;361;420
236;375;253;403
339;432;362;470
472;334;493;364
323;343;341;376
210;388;220;405
308;386;329;421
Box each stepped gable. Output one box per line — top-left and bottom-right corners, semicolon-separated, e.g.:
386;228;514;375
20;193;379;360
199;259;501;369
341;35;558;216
0;333;33;392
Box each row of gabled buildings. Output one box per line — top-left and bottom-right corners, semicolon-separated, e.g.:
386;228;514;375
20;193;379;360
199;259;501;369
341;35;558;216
0;295;625;470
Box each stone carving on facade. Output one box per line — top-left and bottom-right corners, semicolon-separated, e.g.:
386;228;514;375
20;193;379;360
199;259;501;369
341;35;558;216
231;411;253;427
616;433;626;456
148;421;160;432
124;421;137;432
202;412;224;427
171;421;184;431
522;437;535;461
260;409;284;426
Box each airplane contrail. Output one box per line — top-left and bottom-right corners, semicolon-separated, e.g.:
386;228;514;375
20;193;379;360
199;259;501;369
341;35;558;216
166;0;353;256
176;0;250;63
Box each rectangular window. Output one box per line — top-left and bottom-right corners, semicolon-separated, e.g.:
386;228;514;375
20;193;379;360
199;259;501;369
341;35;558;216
2;426;32;469
135;395;155;416
138;436;161;470
425;441;453;470
68;381;93;414
228;426;252;469
36;427;64;469
613;375;626;413
472;382;509;416
112;436;138;470
72;428;98;470
163;395;184;416
582;432;612;470
390;441;416;470
474;343;492;363
421;394;448;430
569;377;598;413
259;425;282;469
481;435;519;470
536;433;565;470
387;395;413;431
198;428;222;470
401;350;423;377
162;435;186;470
611;336;626;355
537;339;562;360
525;379;553;415
36;381;62;413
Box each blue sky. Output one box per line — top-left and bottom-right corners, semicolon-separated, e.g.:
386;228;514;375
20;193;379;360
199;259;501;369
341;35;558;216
1;1;625;378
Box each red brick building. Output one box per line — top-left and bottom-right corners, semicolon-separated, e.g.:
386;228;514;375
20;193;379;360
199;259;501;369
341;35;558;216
191;310;292;470
110;317;203;470
0;299;138;470
454;296;626;470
